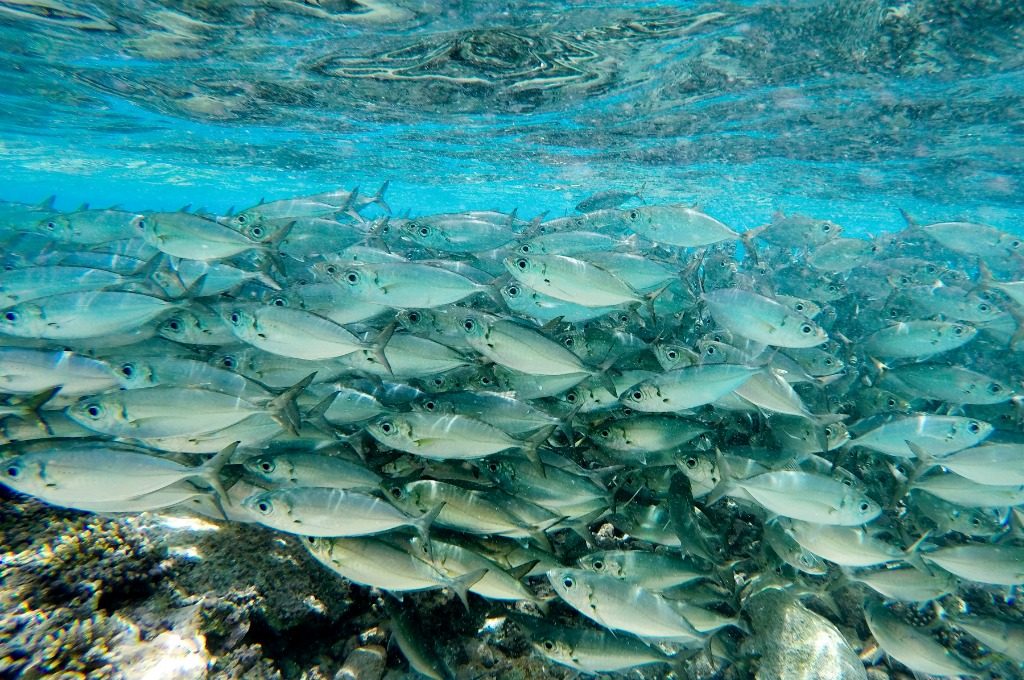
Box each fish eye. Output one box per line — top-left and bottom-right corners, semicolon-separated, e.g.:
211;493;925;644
85;404;102;418
256;501;271;513
487;463;498;472
599;428;610;437
480;376;493;386
305;536;316;545
221;356;236;369
953;325;965;335
507;285;519;296
5;465;20;478
46;221;57;230
3;311;17;322
822;224;831;232
1010;239;1021;249
794;303;805;312
628;210;639;220
250;226;264;238
800;324;813;334
989;384;1003;394
390;487;403;498
379;421;393;434
120;363;135;378
899;276;910;285
967;422;980;434
237;215;247;224
259;461;274;472
827;284;837;293
229;312;241;324
825;426;835;437
424;401;436;411
565;392;577;403
667;350;678;359
972;517;981;527
685;457;698;469
859;501;870;512
418;227;429;236
272;297;286;307
562;577;575;588
631;390;643;400
431;377;445;387
136;218;146;230
889;309;899;318
592;560;604;571
515;258;529;270
705;346;716;355
166;318;182;331
979;303;990;312
463;319;475;331
407;311;420;323
563;337;574;348
926;265;937;274
519;244;531;254
824;358;834;366
887;398;897;407
542;640;554;651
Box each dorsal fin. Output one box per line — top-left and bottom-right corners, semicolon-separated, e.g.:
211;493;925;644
38;195;56;210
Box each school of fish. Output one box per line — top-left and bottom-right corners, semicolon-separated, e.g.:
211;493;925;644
1;183;1024;679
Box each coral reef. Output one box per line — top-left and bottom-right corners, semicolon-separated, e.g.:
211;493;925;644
0;488;373;680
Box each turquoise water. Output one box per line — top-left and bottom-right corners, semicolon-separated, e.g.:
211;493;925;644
2;0;1022;231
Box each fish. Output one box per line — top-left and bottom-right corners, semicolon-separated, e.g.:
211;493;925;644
546;568;705;643
66;373;313;438
709;461;882;526
243;450;381;490
704;288;829;348
0;440;235;507
617;205;740;247
619;364;761;412
504;253;650;307
241;486;438;539
4;183;1024;680
864;599;980;677
575;186;644;213
366;412;553;460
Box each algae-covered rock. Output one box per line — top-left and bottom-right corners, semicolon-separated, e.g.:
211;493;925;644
745;586;867;680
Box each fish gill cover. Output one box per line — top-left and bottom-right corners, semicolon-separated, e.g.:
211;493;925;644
0;0;1024;679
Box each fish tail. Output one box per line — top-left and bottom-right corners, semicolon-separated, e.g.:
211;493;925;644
198;441;239;508
412;502;444;547
368;180;392;216
7;386;62;435
370;322;396;377
446;567;488;611
267;371;317;436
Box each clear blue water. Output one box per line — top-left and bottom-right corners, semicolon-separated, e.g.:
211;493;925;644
1;0;1022;233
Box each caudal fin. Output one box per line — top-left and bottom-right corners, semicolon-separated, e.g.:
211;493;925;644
267;372;317;435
